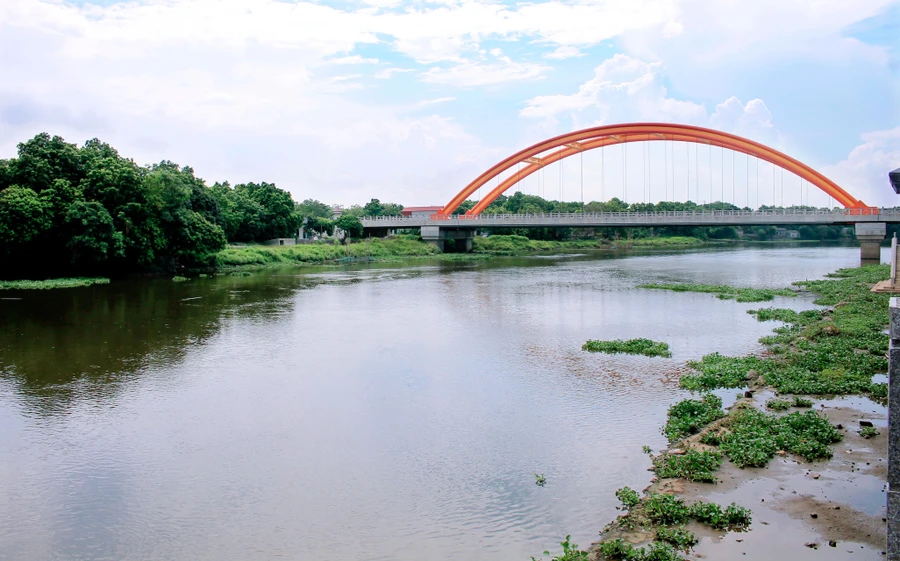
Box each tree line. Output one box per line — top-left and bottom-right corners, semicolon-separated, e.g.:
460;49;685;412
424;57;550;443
0;133;405;278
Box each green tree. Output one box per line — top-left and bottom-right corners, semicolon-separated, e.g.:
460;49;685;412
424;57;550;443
296;198;333;219
11;133;84;193
0;186;50;251
235;182;300;239
362;198;385;216
334;214;363;240
65;201;124;266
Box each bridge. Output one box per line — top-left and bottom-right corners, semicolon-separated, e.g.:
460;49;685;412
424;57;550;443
360;123;895;261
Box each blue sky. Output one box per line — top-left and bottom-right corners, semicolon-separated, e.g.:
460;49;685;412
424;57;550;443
1;0;898;208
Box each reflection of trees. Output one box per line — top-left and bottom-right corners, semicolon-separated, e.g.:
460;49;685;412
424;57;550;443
0;273;303;414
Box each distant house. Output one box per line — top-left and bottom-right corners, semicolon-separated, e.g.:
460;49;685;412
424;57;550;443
402;206;444;218
775;228;800;239
331;206;343;220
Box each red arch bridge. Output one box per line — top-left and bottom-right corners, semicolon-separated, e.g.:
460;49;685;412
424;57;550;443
360;123;898;261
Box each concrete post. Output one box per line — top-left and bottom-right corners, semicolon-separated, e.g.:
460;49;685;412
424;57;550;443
889;298;900;560
857;223;886;265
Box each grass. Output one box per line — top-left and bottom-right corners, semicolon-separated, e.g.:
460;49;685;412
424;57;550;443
652;450;722;483
216;237;441;269
663;394;725;442
0;277;110;290
714;406;842;468
582;338;673;358
472;235;703;256
639;282;797;302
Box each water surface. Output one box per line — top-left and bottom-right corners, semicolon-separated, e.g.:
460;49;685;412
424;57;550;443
0;244;879;560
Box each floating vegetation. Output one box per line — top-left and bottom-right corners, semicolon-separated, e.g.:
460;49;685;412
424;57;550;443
655;527;699;550
0;277;109;290
615;486;641;510
582;338;672;358
639;282;797;303
652;450;722;483
765;398;791;411
792;396;813;408
535;473;547;487
663;394;725;443
531;535;589;561
172;276;190;282
716;407;842;468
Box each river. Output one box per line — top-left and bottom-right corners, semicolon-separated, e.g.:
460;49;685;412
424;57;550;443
0;244;881;561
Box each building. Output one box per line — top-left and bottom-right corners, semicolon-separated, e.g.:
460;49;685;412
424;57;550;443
774;228;800;239
401;206;444;218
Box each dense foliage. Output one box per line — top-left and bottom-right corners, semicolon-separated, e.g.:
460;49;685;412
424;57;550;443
0;133;309;277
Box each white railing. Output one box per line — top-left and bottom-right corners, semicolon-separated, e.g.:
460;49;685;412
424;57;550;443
362;208;898;224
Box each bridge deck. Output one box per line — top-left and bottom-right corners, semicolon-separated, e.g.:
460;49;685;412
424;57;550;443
362;209;900;229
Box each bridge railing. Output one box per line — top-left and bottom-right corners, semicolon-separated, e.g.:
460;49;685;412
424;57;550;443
362;208;897;223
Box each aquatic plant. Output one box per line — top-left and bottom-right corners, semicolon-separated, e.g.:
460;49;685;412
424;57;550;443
859;426;880;438
598;539;685;561
616;487;641;510
663;394;725;443
719;407;842;467
172;276;189;282
0;277;110;290
535;473;547;487
765;398;791;411
791;396;813;408
642;445;653;454
652;450;722;483
655;527;699;550
638;282;796;302
531;535;589;561
582;338;672;358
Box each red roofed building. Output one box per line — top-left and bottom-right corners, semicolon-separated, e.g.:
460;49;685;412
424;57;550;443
401;206;444;218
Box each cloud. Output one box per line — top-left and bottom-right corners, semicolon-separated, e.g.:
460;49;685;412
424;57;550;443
544;46;583;60
520;54;706;127
328;55;379;65
422;58;551;87
415;97;457;107
374;67;415;79
821;127;900;207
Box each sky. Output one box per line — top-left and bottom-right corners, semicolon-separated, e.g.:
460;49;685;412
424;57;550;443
0;0;898;208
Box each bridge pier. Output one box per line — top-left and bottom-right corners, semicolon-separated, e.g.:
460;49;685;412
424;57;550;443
856;223;886;265
421;226;475;252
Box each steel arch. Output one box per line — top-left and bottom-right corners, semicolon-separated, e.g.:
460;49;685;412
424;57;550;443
437;123;868;217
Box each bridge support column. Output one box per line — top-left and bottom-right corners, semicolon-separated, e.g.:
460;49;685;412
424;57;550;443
856;223;886;265
420;226;475;253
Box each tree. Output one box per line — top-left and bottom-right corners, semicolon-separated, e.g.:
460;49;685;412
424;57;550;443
306;216;334;236
362;198;385;216
12;133;84;193
296;198;333;219
334;214;363;240
0;186;49;251
65;201;124;266
235;182;301;239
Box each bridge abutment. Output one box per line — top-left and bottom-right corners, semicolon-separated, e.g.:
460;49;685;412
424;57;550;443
856;223;886;265
420;226;475;253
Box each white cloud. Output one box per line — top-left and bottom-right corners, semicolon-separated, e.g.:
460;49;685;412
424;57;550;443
544;46;583;60
821;127;900;207
374;67;415;79
415;97;457;107
328;55;380;65
422;59;551;87
520;54;706;127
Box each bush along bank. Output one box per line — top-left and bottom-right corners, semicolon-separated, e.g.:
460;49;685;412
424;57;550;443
535;265;889;561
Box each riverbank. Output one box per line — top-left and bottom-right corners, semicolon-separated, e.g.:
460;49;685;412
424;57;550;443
214;235;708;271
575;265;890;561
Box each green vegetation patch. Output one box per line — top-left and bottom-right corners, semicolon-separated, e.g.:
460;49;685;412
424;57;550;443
663;394;725;442
0;277;110;290
216;237;441;269
655;527;699;550
639;282;796;302
582;338;672;358
597;539;685;561
860;426;880;439
765;398;791;411
680;353;767;391
717;407;842;468
652;450;722;483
